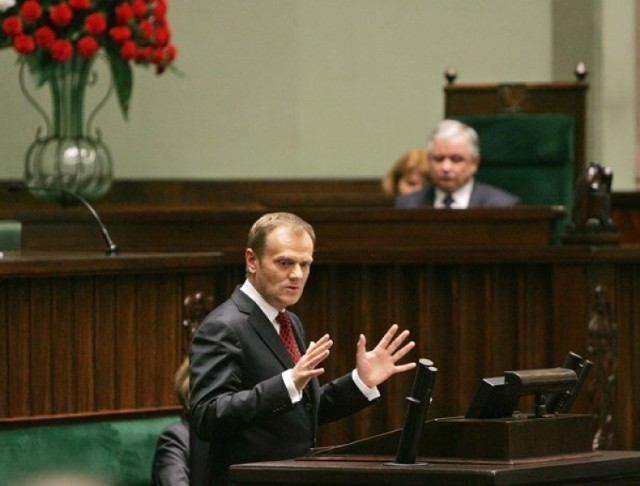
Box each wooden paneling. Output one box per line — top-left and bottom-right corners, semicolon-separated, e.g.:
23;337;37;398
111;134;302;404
1;240;640;452
0;253;225;422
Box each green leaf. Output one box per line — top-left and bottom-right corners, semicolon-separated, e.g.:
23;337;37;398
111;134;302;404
106;47;133;119
24;55;54;88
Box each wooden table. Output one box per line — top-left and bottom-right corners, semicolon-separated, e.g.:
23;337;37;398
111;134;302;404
229;450;640;485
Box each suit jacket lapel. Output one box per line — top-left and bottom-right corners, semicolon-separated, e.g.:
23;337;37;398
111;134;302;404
468;180;482;207
425;186;436;207
231;287;319;406
231;287;297;368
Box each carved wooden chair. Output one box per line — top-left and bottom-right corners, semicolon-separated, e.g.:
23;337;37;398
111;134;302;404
442;64;589;235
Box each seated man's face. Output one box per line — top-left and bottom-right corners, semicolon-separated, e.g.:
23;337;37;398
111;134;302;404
427;136;479;193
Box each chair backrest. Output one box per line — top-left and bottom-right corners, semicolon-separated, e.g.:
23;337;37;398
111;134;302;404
0;220;21;251
444;76;588;183
443;71;588;237
451;113;575;211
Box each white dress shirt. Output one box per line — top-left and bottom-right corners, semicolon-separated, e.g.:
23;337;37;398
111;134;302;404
240;279;379;403
435;179;474;209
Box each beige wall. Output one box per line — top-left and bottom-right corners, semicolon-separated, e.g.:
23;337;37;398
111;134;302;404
0;1;636;189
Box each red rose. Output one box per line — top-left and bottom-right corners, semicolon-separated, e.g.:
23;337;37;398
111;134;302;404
84;12;107;35
139;19;153;39
154;0;167;21
119;40;136;60
77;35;99;58
13;34;35;55
34;26;56;48
115;2;134;24
151;47;164;65
131;0;147;19
50;39;74;62
2;16;23;37
50;4;73;28
165;43;176;62
153;25;169;46
69;0;91;10
109;25;132;43
20;1;43;23
134;46;151;63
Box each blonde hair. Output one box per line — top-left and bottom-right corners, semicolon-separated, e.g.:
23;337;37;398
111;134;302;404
381;149;430;196
175;357;190;413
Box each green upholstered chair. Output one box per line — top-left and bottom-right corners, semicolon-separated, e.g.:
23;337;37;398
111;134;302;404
451;113;575;215
0;220;21;251
443;72;589;241
0;416;179;486
450;113;576;240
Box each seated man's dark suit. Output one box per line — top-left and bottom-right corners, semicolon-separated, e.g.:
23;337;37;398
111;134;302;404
151;417;211;486
394;181;520;208
151;418;189;486
190;288;373;486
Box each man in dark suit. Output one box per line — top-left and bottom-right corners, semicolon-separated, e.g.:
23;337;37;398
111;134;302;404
395;119;520;209
190;212;416;485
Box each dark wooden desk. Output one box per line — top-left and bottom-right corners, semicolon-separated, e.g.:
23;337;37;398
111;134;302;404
16;207;563;253
229;451;640;485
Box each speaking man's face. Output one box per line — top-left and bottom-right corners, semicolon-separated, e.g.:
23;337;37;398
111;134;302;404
246;226;314;310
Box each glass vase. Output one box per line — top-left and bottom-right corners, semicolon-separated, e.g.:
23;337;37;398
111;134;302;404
20;56;114;202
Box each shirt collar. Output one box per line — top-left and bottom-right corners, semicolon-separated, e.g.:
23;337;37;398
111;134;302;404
240;279;280;323
435;179;474;209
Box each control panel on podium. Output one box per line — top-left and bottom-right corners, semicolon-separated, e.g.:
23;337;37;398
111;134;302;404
308;352;595;465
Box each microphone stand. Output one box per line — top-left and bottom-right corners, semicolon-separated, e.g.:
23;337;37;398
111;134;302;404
8;183;119;256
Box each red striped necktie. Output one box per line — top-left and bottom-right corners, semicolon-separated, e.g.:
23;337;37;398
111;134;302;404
276;311;302;363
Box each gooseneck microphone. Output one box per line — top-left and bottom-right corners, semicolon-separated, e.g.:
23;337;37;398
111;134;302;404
8;182;119;255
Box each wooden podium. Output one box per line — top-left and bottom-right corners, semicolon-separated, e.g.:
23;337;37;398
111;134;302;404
229;416;640;485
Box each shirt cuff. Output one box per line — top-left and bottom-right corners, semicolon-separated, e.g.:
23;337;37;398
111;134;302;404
282;369;303;403
352;369;380;401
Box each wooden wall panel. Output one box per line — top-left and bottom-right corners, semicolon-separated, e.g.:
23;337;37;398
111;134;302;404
295;262;561;447
95;277;116;411
0;253;225;423
1;244;639;452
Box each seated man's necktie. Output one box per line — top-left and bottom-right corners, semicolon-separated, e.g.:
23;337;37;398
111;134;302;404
276;311;301;363
443;193;455;209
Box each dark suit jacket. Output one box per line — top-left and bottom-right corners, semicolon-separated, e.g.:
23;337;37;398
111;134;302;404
394;181;520;208
150;417;212;486
190;287;372;486
151;418;189;486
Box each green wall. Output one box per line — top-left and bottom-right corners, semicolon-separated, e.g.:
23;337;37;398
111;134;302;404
0;1;636;189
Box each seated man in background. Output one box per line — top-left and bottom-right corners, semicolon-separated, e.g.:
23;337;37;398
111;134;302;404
394;119;520;209
152;357;209;486
381;148;430;197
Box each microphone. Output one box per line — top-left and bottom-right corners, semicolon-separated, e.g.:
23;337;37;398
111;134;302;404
394;358;437;465
8;182;119;255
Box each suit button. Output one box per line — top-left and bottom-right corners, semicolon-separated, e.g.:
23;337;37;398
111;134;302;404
304;403;314;412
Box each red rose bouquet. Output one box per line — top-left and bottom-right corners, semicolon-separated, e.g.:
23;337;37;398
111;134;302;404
0;0;177;117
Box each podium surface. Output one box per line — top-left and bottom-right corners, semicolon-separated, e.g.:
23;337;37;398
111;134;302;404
229;450;640;485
